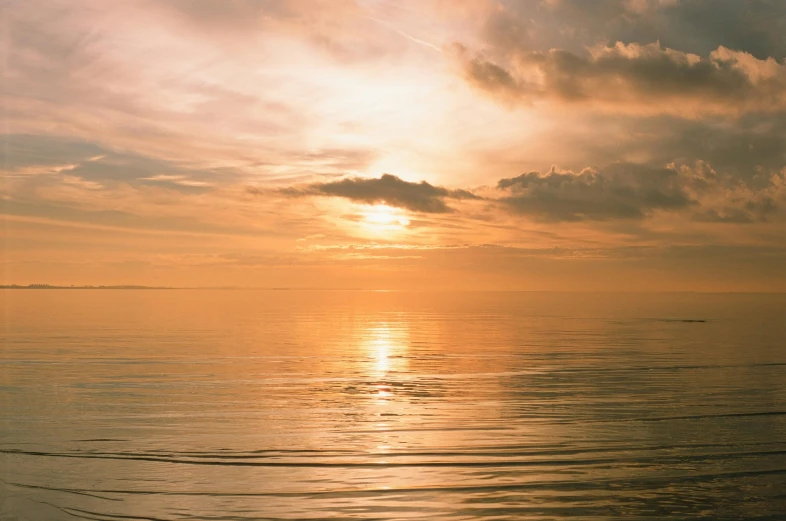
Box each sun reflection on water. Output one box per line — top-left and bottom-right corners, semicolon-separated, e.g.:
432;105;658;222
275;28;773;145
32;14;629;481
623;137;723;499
363;323;408;377
358;323;412;469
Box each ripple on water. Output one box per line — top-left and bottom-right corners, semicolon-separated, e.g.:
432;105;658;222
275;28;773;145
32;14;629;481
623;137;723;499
2;290;785;520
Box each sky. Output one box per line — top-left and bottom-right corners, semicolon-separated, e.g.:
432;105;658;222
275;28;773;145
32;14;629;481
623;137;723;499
2;0;786;291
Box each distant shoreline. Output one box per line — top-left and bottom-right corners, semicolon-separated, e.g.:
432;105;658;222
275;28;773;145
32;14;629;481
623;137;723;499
0;285;309;290
1;285;176;290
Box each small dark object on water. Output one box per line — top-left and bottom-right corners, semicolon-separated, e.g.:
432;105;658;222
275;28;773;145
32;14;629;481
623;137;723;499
657;318;708;323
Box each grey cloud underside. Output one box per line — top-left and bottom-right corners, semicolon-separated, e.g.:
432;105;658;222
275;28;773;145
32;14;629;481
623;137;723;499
497;165;692;221
485;0;786;61
496;163;784;223
457;0;786;112
578;113;786;180
455;41;786;111
281;174;480;213
277;167;784;223
665;1;786;60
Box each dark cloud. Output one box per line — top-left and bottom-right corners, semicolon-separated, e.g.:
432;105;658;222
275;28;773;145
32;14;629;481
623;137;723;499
663;115;786;176
497;164;694;221
280;173;480;213
496;162;786;223
567;112;786;180
663;0;786;60
453;41;786;114
275;165;785;224
492;0;786;60
454;0;786;114
678;163;783;224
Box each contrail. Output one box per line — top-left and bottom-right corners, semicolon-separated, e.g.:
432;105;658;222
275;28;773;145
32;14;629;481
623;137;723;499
363;15;443;53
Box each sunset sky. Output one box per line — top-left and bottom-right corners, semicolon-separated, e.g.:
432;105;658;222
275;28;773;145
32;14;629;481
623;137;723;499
3;0;786;290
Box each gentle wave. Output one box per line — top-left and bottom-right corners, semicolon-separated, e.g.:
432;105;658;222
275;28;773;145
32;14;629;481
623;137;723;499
3;291;786;519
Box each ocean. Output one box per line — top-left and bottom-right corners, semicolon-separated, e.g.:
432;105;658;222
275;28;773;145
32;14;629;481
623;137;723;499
2;290;785;520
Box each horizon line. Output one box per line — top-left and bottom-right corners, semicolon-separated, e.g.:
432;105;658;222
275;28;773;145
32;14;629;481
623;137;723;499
1;284;785;295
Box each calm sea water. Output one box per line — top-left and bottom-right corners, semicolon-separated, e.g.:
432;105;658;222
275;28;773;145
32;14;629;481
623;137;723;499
1;290;785;520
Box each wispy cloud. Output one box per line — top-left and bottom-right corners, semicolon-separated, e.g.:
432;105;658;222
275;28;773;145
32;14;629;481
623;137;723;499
141;174;213;187
3;0;786;289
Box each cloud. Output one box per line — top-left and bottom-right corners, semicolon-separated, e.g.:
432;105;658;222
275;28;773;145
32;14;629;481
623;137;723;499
61;175;104;191
496;164;694;221
452;41;786;114
0;135;230;192
581;112;786;179
495;162;786;222
152;0;367;59
140;174;213;187
675;162;786;224
665;1;786;59
492;0;786;60
1;0;381;176
279;173;480;213
274;164;786;224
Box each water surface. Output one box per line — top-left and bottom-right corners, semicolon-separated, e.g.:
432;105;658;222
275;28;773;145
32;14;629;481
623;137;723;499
2;290;785;520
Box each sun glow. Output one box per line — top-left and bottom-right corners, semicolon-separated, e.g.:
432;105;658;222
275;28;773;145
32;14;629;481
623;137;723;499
360;205;411;233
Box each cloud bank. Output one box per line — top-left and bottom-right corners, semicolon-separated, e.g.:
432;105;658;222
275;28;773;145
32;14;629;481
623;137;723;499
453;41;786;114
496;164;693;221
496;162;785;223
273;165;785;225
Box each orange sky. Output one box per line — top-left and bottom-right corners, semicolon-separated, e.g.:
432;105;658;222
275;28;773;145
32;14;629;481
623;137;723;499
2;0;786;290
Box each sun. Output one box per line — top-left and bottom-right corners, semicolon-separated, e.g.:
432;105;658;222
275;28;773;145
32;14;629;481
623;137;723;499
360;204;411;233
